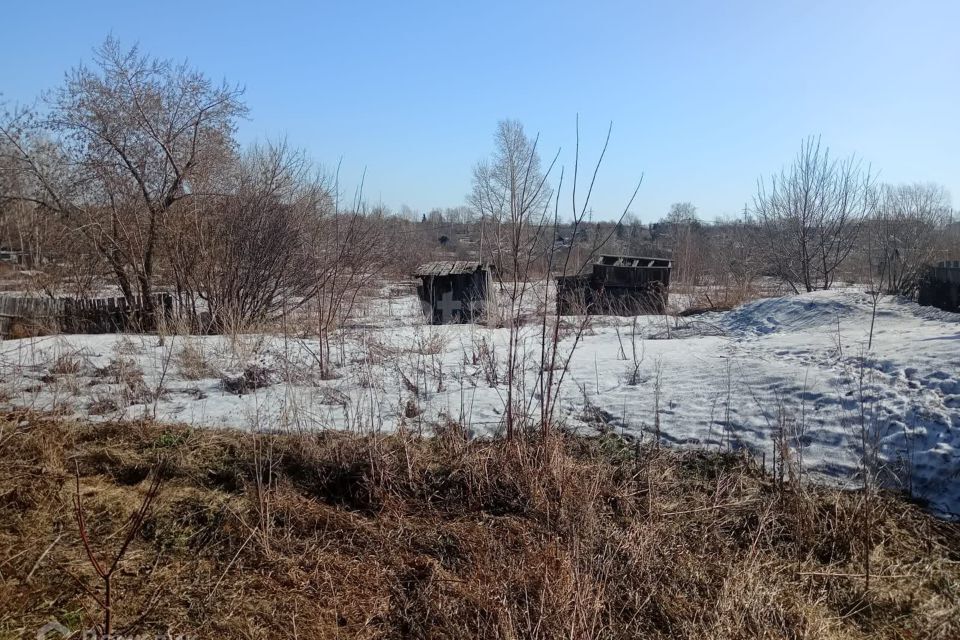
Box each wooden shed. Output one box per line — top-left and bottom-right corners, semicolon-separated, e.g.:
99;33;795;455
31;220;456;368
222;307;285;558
557;255;671;315
414;261;496;324
918;260;960;312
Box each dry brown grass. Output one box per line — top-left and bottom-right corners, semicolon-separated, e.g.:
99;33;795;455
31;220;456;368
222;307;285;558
49;353;84;377
175;339;217;380
6;318;54;340
0;411;957;639
673;285;757;316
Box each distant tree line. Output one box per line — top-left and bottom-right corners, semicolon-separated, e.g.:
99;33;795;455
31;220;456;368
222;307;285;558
2;39;957;345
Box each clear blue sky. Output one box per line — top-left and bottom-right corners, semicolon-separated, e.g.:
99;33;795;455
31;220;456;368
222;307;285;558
2;0;958;221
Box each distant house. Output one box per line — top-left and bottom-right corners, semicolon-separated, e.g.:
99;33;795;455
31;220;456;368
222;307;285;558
918;260;960;312
414;261;496;324
557;254;671;315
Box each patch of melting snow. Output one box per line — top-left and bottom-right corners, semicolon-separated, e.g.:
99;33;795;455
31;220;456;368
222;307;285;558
1;288;958;518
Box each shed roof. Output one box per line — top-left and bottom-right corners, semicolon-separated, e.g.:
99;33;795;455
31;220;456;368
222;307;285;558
596;255;672;269
414;261;488;277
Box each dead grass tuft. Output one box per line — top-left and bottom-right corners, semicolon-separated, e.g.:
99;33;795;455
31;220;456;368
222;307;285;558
175;339;216;380
49;353;83;376
675;280;775;315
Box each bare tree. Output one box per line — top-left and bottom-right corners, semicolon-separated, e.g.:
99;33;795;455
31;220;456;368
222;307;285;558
0;37;245;317
469;119;555;280
752;137;875;292
661;202;703;284
872;183;952;296
665;202;697;224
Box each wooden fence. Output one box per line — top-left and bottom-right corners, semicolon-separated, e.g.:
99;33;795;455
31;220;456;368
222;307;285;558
0;293;173;339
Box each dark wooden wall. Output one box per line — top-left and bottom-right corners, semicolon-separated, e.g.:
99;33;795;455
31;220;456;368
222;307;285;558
557;264;670;316
918;263;960;312
417;271;491;324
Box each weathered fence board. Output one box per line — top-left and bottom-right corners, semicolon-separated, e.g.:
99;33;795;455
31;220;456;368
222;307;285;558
0;293;172;338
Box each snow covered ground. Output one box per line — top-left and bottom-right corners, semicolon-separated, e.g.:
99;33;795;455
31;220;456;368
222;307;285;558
1;287;958;516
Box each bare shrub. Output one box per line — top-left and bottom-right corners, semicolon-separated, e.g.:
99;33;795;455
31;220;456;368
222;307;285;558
625;317;645;386
682;279;764;313
310;208;393;375
411;326;447;356
168;140;332;334
472;335;499;387
95;357;139;384
354;332;397;366
470;120;556;436
93;356;152;406
659;202;707;285
113;336;140;356
72;458;166;636
6;318;54;340
471;118;638;438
